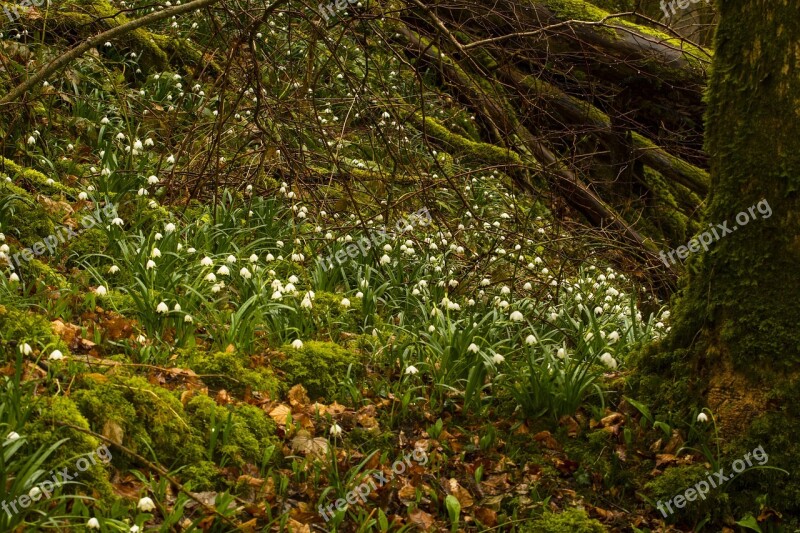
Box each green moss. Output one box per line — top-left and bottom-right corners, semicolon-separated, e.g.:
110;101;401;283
311;291;364;333
0;184;55;244
0;305;65;360
24;395;115;499
276;340;362;401
65;228;109;265
0;157;78;197
184;395;279;468
71;374;206;468
643;463;718;521
519;508;607;532
180;348;281;397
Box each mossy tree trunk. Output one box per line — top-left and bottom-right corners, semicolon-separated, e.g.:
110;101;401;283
641;0;800;514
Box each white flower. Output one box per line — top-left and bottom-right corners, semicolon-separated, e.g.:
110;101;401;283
136;334;147;343
165;223;176;233
239;267;252;279
200;256;213;267
87;518;100;529
427;325;435;333
249;254;258;263
594;306;604;316
78;191;88;200
291;339;303;349
146;260;156;270
405;365;419;375
166;154;175;164
27;135;36;145
525;334;537;345
154;233;163;241
156;302;169;314
217;265;230;276
697;412;709;423
300;295;313;309
151;248;161;258
95;285;108;296
204;273;217;282
340;298;350;308
523;282;532;290
9;273;19;282
184;315;193;323
6;431;20;441
107;265;120;275
111;217;124;226
212;284;222;293
608;331;620;344
173;303;181;312
226;255;236;264
467;343;480;353
380;254;391;265
48;350;64;361
137;496;156;512
271;290;283;300
509;311;524;322
491;353;505;364
329;423;343;437
355;291;364;299
29;486;42;500
557;347;566;358
599;352;617;370
130;526;140;533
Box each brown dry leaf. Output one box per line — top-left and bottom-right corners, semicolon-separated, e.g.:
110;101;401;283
225;344;236;353
51;320;79;347
291;430;329;457
269;404;292;425
287;519;311;533
357;412;379;429
663;430;685;455
558;416;581;437
102;420;124;445
655;454;678;468
445;478;474;508
474;507;497;527
288;384;310;408
533;430;561;451
551;456;579;476
480;473;510;496
408;508;435;531
398;484;418;504
215;389;231;405
601;412;625;427
100;314;135;341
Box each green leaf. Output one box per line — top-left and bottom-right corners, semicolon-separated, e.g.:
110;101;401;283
735;514;762;532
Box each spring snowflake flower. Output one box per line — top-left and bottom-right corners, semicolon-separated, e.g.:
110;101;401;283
249;254;258;263
380;254;391;265
288;275;299;284
491;353;505;364
525;334;537;345
599;352;617;370
130;526;140;533
594;306;604;316
166;154;175;164
271;290;283;300
154;233;163;241
165;223;176;233
226;255;236;264
467;343;480;353
151;248;161;258
19;343;33;355
212;284;222;293
265;253;275;262
697;412;709;423
557;347;566;358
146;260;156;270
87;518;100;529
291;339;304;349
9;272;19;282
340;298;351;308
111;217;124;226
217;265;230;276
27;135;36;145
404;364;420;376
200;256;213;267
6;431;20;441
136;335;147;344
509;311;524;322
523;282;532;290
184;315;193;324
608;331;620;344
147;175;159;185
137;496;156;512
204;273;217;282
329;423;343;437
239;267;252;279
48;350;64;361
156;302;169;314
95;285;108;296
355;291;364;299
78;191;88;200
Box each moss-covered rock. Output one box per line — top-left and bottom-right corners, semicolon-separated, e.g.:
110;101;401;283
276;340;362;401
519;508;607;532
180;348;281;397
0;304;66;361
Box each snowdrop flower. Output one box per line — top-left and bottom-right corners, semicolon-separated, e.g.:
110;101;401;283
78;191;88;200
557;347;566;358
239;267;252;279
156;302;169;314
523;282;532;290
467;343;480;353
166;154;175;164
48;350;64;361
405;365;419;375
380;254;391;265
509;311;524;322
491;353;505;364
594;306;604;316
217;265;230;276
27;135;36;145
151;248;161;258
340;298;350;308
599;352;617;370
200;256;213;267
697;412;709;423
165;222;176;233
149;175;159;185
355;291;364;299
204;273;217;282
608;331;620;344
111;217;124;226
184;315;193;323
329;423;343;437
249;254;258;263
137;496;156;512
146;260;156;270
291;339;304;349
300;295;313;309
19;343;33;355
271;290;283;300
87;518;100;529
525;334;537;345
226;255;236;264
95;285;108;296
9;273;19;282
6;431;20;441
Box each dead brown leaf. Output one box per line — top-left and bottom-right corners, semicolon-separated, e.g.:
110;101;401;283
408;508;435;531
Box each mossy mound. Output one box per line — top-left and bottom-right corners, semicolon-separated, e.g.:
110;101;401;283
0;183;55;244
519;508;607;532
179;348;281;398
0;304;66;360
311;291;364;333
276;340;362;401
643;463;718;522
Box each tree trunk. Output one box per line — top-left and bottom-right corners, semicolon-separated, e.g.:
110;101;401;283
636;0;800;517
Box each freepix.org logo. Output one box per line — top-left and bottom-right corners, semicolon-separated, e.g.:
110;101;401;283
3;0;49;23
